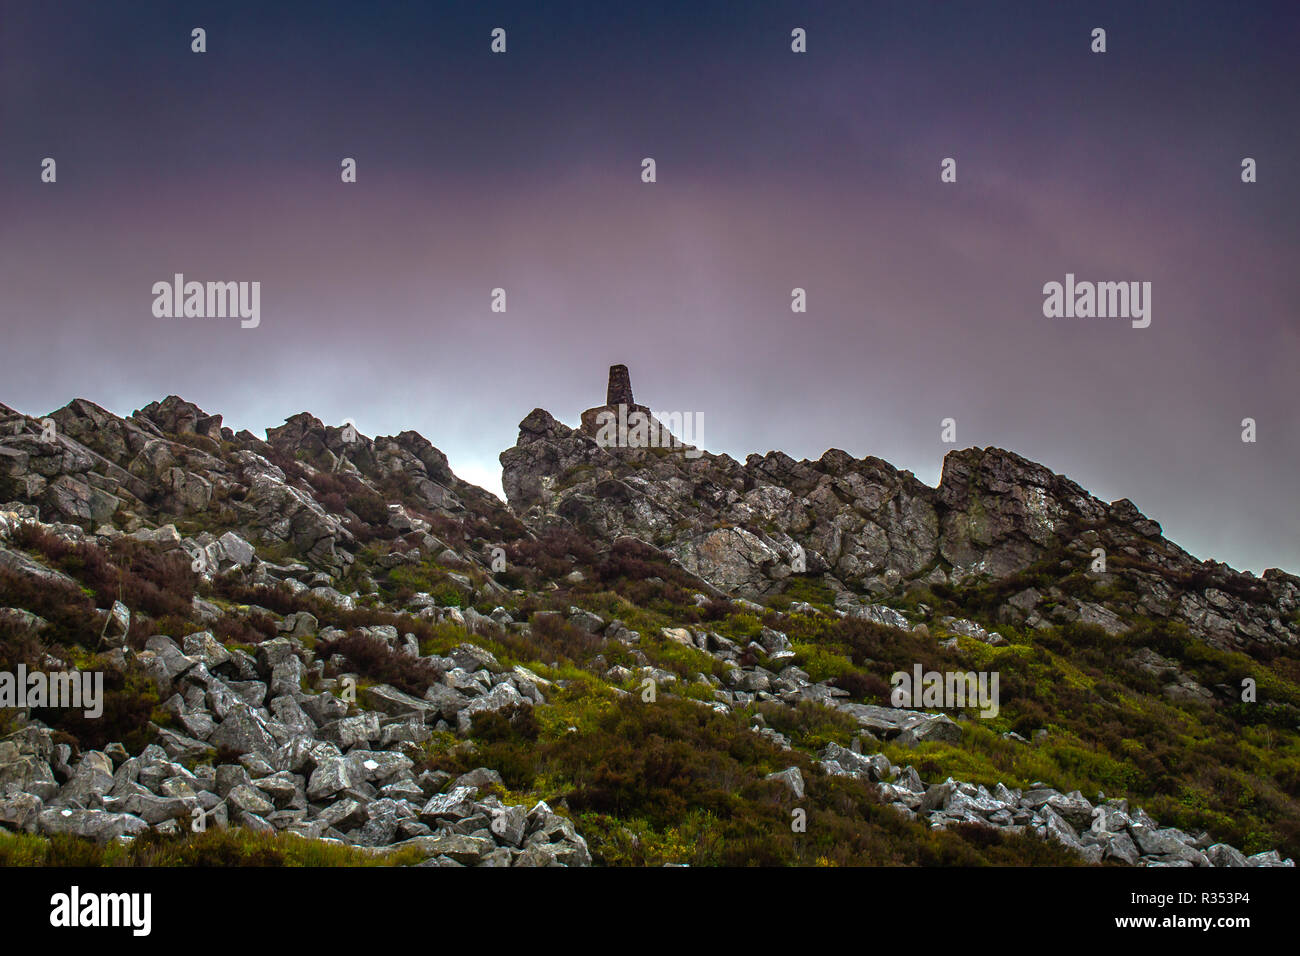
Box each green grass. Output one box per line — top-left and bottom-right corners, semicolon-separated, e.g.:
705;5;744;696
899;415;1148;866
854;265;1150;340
0;828;430;867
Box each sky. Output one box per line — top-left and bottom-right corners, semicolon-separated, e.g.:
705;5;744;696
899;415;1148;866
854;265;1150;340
1;1;1297;574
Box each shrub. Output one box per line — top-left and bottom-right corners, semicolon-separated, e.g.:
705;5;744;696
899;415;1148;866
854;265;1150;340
317;631;442;696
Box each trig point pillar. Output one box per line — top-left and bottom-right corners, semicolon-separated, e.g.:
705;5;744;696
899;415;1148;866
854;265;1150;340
606;364;634;407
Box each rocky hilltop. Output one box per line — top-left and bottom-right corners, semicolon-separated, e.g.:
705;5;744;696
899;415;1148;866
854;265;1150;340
0;370;1296;867
502;368;1298;654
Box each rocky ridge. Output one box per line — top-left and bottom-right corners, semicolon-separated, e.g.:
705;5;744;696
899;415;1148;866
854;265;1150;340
501;370;1298;655
0;371;1297;867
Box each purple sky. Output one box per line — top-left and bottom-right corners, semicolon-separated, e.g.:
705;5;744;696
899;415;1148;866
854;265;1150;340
2;1;1297;574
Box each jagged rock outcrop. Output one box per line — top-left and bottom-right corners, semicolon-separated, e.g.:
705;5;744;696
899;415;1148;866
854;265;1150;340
0;397;514;580
500;366;1298;655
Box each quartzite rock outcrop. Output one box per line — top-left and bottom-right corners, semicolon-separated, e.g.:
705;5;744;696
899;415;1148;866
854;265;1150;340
1;396;515;582
500;367;1298;654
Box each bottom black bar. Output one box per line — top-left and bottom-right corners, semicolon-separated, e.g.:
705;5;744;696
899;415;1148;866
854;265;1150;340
1;864;1282;942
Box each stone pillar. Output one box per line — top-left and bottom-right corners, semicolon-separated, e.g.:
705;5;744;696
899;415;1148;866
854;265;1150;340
606;364;634;407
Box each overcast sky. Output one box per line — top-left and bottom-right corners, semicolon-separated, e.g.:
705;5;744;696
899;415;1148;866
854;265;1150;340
2;1;1296;574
